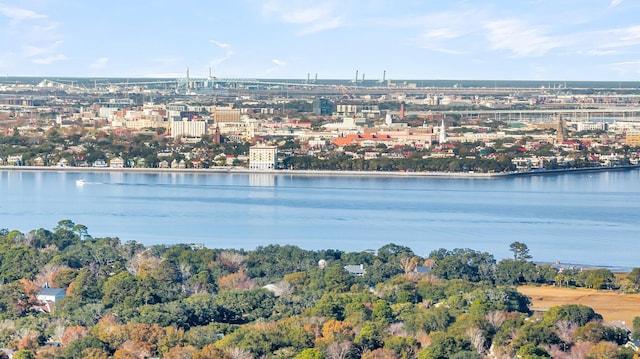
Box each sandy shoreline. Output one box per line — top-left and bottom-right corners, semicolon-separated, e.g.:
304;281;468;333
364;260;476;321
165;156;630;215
1;164;639;178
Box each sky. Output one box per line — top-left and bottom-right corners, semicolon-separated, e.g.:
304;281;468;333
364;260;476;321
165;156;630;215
1;0;640;81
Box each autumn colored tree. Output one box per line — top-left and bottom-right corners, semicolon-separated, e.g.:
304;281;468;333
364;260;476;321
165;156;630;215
361;348;398;359
125;323;165;356
113;340;151;359
320;320;354;344
61;326;89;347
91;314;127;350
162;345;196;359
193;344;231;359
79;347;110;359
217;270;255;291
586;341;619;359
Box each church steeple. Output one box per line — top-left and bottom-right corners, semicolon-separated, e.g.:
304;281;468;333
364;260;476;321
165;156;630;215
439;119;446;144
556;115;564;144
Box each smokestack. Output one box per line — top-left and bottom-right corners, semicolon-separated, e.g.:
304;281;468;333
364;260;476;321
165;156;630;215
362;73;365;82
315;73;317;82
400;102;405;119
355;70;358;83
307;73;310;83
383;70;386;82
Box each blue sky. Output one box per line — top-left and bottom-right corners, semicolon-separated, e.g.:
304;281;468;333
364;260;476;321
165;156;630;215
1;0;639;80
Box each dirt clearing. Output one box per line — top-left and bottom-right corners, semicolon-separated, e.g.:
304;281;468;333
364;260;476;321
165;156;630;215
518;285;640;326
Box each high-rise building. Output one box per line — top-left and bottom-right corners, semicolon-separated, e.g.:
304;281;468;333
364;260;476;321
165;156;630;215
215;107;241;123
170;118;206;138
249;145;278;170
312;98;333;115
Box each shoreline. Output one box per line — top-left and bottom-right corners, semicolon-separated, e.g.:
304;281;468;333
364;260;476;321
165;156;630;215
1;164;639;178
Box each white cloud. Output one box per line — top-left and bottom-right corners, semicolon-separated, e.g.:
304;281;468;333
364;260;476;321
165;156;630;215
423;28;464;41
265;58;287;75
609;60;640;75
585;49;617;56
89;57;109;69
573;25;640;55
484;19;562;57
411;9;486;55
261;0;343;35
610;0;624;7
208;39;235;66
209;39;230;48
22;40;63;57
210;50;235;67
32;54;68;64
0;5;46;21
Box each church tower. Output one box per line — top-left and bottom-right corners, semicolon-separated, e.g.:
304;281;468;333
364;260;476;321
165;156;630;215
556;116;565;144
439;119;446;143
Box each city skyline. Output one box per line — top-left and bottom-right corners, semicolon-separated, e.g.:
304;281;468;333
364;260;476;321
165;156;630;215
1;0;639;81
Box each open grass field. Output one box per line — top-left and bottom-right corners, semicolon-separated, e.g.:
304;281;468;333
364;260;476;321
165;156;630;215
518;285;640;326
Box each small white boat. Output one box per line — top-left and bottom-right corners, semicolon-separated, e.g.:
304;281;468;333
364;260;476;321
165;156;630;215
75;178;86;186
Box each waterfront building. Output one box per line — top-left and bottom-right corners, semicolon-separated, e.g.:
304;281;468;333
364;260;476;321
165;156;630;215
109;157;124;168
249;145;278;170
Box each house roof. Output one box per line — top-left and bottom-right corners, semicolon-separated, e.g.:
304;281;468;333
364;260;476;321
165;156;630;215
39;288;66;297
344;264;366;275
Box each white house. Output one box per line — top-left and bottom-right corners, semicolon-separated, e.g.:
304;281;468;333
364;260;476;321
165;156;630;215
37;287;66;303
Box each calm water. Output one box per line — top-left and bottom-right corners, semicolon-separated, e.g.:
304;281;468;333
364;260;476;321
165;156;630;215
1;170;639;270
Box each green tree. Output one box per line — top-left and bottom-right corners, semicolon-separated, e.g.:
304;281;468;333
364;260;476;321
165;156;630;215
515;344;551;358
542;304;602;326
509;241;532;261
68;268;101;302
574;322;628;345
102;271;139;309
371;300;393;325
632;316;640;341
429;248;495;282
417;331;474;359
627;268;640;291
294;348;323;359
13;350;36;359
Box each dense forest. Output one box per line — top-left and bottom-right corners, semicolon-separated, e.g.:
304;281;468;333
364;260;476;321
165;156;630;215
0;221;639;359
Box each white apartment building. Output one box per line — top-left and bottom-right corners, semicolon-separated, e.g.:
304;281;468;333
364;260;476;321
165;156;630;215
249;145;278;170
170;118;206;138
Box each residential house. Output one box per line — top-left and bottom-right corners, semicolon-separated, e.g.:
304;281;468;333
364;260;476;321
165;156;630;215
109;157;125;168
37;287;66;303
344;264;366;276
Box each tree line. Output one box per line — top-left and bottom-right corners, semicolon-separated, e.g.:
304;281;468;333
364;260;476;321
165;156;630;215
0;222;638;358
